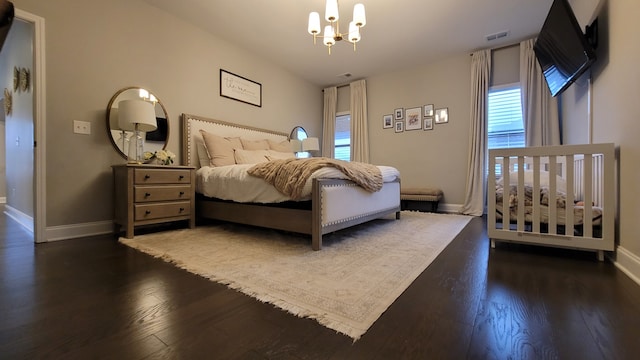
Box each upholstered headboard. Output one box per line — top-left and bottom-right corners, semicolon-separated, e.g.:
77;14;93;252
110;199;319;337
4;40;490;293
181;113;290;168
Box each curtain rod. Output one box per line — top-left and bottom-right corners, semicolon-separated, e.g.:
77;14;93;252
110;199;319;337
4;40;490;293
469;41;523;56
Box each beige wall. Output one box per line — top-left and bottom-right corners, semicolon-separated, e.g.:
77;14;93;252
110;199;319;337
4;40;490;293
12;0;322;227
367;55;471;207
563;0;640;258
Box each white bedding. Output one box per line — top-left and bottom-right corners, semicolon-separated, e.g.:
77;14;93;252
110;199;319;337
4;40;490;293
197;164;400;203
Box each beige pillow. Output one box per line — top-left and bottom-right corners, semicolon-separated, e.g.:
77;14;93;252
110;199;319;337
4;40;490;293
195;141;210;168
241;138;270;150
234;149;270;164
268;139;293;152
199;130;243;167
265;150;296;160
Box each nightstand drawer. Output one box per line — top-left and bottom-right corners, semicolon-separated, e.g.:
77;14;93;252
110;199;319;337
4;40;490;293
135;201;191;221
134;168;191;184
134;185;192;202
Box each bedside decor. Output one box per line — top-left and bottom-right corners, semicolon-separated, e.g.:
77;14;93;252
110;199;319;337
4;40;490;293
118;99;157;163
144;149;176;165
220;69;262;107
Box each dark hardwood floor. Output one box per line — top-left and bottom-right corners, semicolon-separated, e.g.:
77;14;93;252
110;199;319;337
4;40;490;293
1;209;640;359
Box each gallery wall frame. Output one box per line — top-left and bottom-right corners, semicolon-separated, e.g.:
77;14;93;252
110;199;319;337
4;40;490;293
383;114;393;128
423;104;434;117
220;69;262;107
435;107;449;124
395;121;404;133
405;107;422;131
423;117;434;130
394;108;404;120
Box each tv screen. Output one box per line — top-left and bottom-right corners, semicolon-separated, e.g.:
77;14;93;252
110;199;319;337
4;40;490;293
533;0;596;97
0;1;14;53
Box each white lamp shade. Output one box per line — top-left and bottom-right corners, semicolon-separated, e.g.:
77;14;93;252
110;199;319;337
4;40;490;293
302;137;320;152
323;25;335;46
118;99;157;132
308;12;321;34
290;139;302;152
325;0;339;22
353;3;366;27
348;21;361;43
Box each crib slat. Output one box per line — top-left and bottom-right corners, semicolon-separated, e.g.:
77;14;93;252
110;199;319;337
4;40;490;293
548;155;558;234
565;155;575;236
517;156;525;231
583;153;593;238
532;156;541;233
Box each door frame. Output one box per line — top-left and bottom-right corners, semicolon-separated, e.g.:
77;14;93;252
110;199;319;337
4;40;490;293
15;8;46;243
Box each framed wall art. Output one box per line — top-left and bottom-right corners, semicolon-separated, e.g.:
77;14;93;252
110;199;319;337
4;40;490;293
395;121;404;133
405;107;422;130
383;114;393;128
220;69;262;107
423;117;434;130
435;107;449;124
394;108;403;120
424;104;434;117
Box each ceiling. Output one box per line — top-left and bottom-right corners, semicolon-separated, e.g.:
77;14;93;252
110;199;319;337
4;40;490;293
144;0;554;87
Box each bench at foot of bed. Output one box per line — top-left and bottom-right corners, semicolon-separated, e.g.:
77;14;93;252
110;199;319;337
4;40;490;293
400;187;443;213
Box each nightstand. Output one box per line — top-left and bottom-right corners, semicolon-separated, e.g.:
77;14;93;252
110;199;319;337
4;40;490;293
113;163;196;238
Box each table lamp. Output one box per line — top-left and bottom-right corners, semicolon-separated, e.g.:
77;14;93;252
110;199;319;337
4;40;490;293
118;99;157;163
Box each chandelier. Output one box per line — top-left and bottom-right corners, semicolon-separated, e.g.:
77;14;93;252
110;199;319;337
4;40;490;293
307;0;366;54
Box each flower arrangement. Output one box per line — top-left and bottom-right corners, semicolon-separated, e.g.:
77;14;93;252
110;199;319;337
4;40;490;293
144;149;176;165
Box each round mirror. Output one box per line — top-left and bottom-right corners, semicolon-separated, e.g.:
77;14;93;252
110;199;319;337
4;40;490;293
106;87;169;159
290;126;308;141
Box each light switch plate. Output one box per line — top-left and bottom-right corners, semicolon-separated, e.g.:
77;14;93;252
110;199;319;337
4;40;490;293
74;120;91;135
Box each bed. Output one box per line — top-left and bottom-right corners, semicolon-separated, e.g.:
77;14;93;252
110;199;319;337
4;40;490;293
181;114;401;250
487;143;616;261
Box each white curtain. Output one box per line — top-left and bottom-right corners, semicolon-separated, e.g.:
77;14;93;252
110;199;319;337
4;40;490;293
461;50;491;216
520;38;560;146
322;86;337;158
350;80;369;162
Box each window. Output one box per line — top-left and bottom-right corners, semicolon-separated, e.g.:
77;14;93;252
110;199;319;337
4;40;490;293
487;84;524;150
335;113;350;161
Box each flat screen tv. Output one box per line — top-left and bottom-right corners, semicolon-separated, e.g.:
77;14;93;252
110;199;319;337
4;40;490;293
0;1;14;52
533;0;596;97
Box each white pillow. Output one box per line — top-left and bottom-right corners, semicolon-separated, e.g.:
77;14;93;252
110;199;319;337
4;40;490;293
196;140;210;168
265;150;296;160
234;149;270;164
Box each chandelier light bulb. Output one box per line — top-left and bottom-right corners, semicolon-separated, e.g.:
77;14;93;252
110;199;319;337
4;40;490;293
308;12;321;35
325;0;339;22
323;25;335;46
348;21;361;43
353;3;366;27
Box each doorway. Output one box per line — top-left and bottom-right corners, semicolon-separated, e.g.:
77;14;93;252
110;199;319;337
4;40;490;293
0;8;46;243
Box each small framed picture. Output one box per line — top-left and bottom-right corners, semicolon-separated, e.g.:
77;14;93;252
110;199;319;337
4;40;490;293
394;108;404;120
435;108;449;124
423;117;434;130
383;114;393;129
405;107;422;131
424;104;434;117
395;121;404;133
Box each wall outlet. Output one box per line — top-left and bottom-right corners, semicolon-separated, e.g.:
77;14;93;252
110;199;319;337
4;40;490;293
74;120;91;135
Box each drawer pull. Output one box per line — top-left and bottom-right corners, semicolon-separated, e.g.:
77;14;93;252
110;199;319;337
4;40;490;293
145;210;151;215
179;175;185;180
145;192;151;198
179;191;185;196
144;174;151;180
179;207;185;212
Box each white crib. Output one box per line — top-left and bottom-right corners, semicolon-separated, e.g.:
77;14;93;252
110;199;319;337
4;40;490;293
487;143;616;261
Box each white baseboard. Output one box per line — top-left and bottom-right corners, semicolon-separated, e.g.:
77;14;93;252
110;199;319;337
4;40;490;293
438;203;463;214
0;197;6;204
45;220;114;242
4;205;34;233
614;246;640;287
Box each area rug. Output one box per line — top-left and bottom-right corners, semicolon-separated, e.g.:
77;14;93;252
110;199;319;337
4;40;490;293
119;211;471;340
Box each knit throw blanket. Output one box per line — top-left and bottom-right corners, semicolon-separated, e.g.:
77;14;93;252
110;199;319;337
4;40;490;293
248;157;383;200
